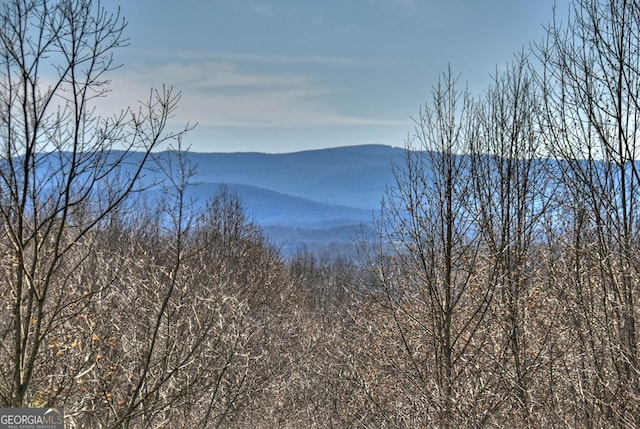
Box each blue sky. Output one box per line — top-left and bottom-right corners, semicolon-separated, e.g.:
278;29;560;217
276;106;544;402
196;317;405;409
101;0;563;153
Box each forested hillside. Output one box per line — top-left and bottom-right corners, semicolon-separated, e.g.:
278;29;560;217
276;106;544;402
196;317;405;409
139;145;404;257
2;0;640;428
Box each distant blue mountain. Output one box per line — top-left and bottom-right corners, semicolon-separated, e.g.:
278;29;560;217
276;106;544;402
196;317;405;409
154;144;405;257
22;145;402;257
181;144;406;210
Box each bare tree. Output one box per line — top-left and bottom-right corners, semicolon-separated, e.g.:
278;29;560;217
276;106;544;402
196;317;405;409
469;53;557;426
537;0;640;425
364;68;495;427
0;0;188;410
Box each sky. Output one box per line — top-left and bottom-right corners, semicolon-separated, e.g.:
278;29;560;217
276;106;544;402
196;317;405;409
99;0;564;153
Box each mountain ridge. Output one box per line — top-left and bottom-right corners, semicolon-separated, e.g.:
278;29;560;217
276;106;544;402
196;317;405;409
177;144;405;210
154;144;404;257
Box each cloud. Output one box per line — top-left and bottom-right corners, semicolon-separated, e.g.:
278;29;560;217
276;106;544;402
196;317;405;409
128;48;369;68
97;54;408;129
146;61;312;91
249;2;274;17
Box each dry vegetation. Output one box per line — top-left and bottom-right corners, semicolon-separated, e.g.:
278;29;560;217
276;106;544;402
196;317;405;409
2;0;640;427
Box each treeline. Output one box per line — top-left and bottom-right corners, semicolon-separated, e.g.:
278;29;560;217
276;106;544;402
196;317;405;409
2;0;640;427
